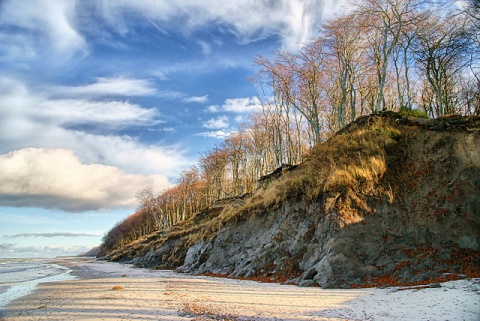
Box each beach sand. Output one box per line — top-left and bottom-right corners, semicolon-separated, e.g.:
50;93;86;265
1;258;479;320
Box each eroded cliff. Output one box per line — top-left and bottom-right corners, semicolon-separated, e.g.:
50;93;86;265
105;113;480;288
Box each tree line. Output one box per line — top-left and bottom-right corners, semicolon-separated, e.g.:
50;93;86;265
100;0;479;254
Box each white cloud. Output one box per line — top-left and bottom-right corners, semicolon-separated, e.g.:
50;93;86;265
198;40;212;55
0;148;170;212
0;77;191;180
0;0;86;59
222;97;263;114
207;105;220;112
183;95;209;103
203;116;230;129
196;130;235;139
53;77;158;98
38;99;160;128
95;0;346;50
206;97;263;114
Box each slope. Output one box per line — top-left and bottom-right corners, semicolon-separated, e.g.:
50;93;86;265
102;112;480;288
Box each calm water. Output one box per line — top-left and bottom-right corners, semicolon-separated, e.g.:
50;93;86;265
0;258;76;310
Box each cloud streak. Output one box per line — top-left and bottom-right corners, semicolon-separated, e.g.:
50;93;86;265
94;0;344;50
53;77;158;98
0;243;89;256
196;130;235;139
4;233;101;238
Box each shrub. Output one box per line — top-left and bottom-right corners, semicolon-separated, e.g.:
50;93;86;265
399;107;428;119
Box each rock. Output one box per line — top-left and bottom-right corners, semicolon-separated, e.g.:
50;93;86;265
382;262;397;274
399;268;414;282
354;265;378;278
299;280;316;287
411;271;441;282
376;256;394;267
303;267;317;280
429;283;442;288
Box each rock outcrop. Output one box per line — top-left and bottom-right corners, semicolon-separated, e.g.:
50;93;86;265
107;113;480;288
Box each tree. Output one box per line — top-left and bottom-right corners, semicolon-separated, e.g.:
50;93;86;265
414;14;471;116
255;42;327;145
353;0;430;111
135;187;170;231
323;14;363;128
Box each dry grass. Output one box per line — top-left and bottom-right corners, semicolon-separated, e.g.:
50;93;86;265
300;116;403;223
108;114;409;265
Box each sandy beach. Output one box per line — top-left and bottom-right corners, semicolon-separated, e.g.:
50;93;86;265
1;258;479;321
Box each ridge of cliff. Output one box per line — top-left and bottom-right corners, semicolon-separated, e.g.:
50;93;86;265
104;112;480;288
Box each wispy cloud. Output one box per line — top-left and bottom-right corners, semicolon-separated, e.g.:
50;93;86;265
196;129;235;139
0;0;87;61
94;0;344;50
183;95;209;103
39;99;160;128
0;243;15;251
4;233;101;238
53;77;158;98
0;243;90;256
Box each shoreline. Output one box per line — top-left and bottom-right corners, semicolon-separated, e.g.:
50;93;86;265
0;259;76;312
1;257;479;320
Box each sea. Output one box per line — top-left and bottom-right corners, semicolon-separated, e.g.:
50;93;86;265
0;258;76;310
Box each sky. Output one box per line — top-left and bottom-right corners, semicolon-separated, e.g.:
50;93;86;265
0;0;346;258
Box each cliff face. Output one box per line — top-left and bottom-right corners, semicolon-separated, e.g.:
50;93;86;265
107;113;480;288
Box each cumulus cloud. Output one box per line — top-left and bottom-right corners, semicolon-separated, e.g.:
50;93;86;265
222;97;263;113
0;77;191;177
207;105;220;112
207;97;262;114
0;148;170;212
5;233;100;238
203;116;230;129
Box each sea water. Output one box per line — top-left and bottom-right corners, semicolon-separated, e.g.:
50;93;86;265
0;258;76;310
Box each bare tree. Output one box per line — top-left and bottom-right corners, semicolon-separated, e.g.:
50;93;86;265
414;14;471;116
353;0;430;111
135;187;170;231
323;14;363;128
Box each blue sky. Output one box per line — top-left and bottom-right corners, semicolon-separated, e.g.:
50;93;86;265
0;0;345;258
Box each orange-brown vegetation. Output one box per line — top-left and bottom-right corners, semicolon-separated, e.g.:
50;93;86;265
352;247;480;288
